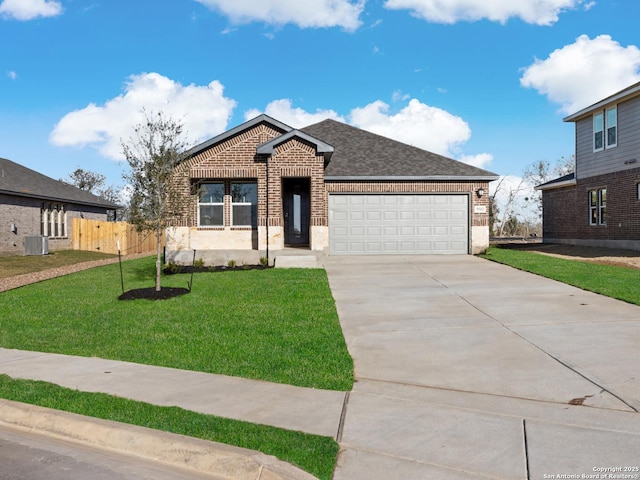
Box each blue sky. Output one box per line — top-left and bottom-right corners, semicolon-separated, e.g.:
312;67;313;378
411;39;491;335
1;0;639;199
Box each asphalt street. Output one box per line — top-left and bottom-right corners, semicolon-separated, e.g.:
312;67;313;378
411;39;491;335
0;425;225;480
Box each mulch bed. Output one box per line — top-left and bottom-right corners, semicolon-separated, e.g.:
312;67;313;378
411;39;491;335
118;287;191;301
163;265;270;275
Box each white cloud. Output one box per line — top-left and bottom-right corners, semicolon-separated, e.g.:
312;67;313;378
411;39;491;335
520;35;640;114
349;98;470;157
458;153;493;169
391;90;410;102
6;70;17;80
383;0;583;25
50;72;237;160
195;0;364;30
244;99;344;128
0;0;62;20
248;97;492;166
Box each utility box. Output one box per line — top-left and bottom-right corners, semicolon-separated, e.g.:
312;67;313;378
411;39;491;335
24;236;49;255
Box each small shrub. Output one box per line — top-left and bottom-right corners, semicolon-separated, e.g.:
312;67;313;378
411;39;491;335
194;258;205;268
227;259;237;268
165;262;181;274
259;256;269;267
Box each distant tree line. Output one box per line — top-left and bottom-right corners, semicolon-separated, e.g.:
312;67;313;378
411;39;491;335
490;156;574;238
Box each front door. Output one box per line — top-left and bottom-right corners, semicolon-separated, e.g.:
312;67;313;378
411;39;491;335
283;178;310;246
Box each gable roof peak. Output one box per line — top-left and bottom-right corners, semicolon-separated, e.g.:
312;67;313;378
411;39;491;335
185;114;294;158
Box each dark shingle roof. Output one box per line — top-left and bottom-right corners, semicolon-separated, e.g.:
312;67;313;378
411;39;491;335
0;157;119;208
301;119;498;179
535;172;576;190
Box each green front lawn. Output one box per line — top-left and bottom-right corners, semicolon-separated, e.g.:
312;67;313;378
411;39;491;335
0;375;338;480
0;256;353;478
480;246;640;305
0;256;353;391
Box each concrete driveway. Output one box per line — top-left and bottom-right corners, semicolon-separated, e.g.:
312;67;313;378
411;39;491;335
323;255;640;479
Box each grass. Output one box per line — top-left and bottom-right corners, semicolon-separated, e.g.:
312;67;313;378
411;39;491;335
0;250;116;279
0;256;353;391
0;254;353;478
480;246;640;305
0;375;338;480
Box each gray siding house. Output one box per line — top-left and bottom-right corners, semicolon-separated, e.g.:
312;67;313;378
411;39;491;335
537;81;640;251
0;157;119;255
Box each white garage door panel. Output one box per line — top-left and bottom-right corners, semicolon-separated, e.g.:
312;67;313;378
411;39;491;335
329;194;468;255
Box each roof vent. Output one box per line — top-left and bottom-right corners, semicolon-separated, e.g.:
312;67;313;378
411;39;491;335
24;236;49;255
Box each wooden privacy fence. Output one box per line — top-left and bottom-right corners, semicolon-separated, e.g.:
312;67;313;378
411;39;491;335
72;219;163;255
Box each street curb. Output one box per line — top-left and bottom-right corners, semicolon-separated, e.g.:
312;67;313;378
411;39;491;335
0;399;318;480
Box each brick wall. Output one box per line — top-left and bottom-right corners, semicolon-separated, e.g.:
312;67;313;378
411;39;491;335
326;180;491;227
173;124;325;229
0;193;109;255
542;166;640;242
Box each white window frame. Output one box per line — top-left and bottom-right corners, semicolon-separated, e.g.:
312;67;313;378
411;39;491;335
593;106;618;152
42;204;67;238
593;112;604;152
198;182;224;227
589;188;606;226
230;181;257;227
606;106;617;148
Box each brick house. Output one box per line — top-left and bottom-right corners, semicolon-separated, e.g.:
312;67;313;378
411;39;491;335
0;157;119;255
167;115;498;264
537;81;640;251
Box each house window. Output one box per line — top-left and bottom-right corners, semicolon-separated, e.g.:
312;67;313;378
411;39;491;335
589;189;606;225
593;106;617;152
606;107;617;148
593;112;604;151
198;183;224;226
231;182;257;227
41;204;67;237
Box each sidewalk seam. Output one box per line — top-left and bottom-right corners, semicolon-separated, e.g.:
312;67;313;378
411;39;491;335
336;392;350;442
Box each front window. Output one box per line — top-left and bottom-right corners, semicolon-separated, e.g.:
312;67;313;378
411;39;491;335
593;112;604;151
606;107;617;148
198;183;224;226
589;188;606;225
231;182;257;227
593;106;617;152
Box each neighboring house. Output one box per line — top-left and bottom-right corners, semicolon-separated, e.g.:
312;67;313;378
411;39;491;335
0;157;119;255
167;115;498;264
537;81;640;251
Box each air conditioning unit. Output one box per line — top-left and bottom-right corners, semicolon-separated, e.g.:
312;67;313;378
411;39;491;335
24;236;49;255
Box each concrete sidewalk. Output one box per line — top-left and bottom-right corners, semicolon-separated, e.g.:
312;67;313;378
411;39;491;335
0;348;344;479
0;349;346;439
324;255;640;479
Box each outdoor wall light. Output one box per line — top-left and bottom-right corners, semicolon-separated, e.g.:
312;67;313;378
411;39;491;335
10;223;17;233
476;188;485;198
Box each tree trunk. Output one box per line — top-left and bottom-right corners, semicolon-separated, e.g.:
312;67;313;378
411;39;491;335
155;227;162;292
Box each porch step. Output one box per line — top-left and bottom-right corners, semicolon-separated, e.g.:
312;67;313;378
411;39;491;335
273;255;322;269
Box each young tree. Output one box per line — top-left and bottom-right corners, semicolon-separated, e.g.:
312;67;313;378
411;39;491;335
121;111;190;292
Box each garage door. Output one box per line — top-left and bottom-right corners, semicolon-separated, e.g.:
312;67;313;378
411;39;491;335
329;194;468;255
